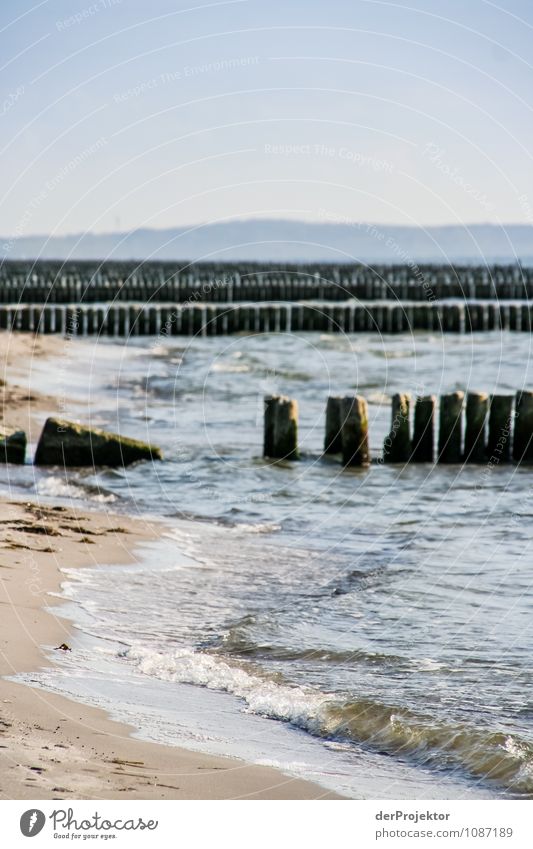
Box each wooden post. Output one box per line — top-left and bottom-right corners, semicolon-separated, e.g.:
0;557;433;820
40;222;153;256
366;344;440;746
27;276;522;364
464;392;488;463
43;306;54;334
263;395;299;460
324;396;343;454
411;395;436;462
383;393;411;462
341;396;370;467
487;395;513;462
513;391;533;462
438;391;464;463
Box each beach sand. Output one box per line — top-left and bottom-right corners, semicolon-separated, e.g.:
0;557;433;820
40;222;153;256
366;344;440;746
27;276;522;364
0;331;340;800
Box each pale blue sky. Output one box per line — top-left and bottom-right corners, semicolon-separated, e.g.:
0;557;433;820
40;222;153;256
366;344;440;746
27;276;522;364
1;0;533;237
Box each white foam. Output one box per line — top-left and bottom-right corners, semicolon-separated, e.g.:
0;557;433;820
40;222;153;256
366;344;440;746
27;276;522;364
231;522;281;534
416;658;446;672
211;362;250;373
126;645;333;731
36;476;117;503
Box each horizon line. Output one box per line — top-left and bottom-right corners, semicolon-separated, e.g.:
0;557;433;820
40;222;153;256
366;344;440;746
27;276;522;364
4;217;533;241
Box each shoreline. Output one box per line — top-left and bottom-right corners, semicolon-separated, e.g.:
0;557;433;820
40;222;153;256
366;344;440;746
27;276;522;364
0;331;341;800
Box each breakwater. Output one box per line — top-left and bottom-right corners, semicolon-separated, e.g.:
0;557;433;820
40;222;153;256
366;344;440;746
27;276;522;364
265;391;526;466
0;260;531;303
2;300;533;335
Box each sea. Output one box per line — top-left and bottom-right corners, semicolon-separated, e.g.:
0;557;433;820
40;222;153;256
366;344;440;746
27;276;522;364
4;328;533;799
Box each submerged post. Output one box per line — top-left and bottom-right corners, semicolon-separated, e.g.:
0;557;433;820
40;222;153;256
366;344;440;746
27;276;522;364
438;391;464;463
464;392;488;463
411;395;436;462
488;395;513;462
383;393;411;462
263;395;299;460
324;396;343;454
341;395;370;467
513;391;533;463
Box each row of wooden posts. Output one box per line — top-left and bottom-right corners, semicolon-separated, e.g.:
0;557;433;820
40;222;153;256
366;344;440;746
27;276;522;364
0;261;528;303
3;301;533;335
263;391;533;465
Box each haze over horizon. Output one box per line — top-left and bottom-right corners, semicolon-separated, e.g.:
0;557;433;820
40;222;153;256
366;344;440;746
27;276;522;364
2;0;533;250
3;218;533;263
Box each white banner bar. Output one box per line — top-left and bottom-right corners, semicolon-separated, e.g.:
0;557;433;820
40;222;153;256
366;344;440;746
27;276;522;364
2;799;532;848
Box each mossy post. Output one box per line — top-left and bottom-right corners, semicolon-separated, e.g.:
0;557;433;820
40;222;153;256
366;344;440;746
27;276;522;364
411;395;436;462
263;395;299;460
341;395;370;467
324;396;343;454
513;391;533;462
464;392;488;463
34;418;162;467
383;393;411;463
438;391;464;463
487;396;513;462
0;426;26;464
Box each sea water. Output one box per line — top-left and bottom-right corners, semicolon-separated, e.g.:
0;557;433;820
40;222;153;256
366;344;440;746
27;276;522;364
6;330;533;798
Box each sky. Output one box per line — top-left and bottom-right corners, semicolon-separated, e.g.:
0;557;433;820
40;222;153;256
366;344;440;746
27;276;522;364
1;0;533;237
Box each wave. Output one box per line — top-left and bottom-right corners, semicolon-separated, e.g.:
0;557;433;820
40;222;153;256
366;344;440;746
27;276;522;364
229;521;281;534
124;644;533;794
169;512;280;534
36;475;117;503
220;639;408;667
125;644;330;726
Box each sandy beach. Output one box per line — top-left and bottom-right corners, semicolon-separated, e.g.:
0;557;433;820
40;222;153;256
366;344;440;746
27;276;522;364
0;332;339;800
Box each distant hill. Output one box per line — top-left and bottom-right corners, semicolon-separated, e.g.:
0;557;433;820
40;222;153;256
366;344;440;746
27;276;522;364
2;220;532;264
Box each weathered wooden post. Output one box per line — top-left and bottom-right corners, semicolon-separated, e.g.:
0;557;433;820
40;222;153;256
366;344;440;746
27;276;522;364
383;393;411;462
464;392;488;462
411;395;436;462
438;391;464;463
487;395;513;462
513;391;533;462
263;395;299;460
341;396;370;467
324;396;343;454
